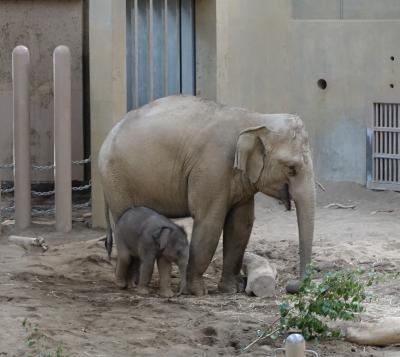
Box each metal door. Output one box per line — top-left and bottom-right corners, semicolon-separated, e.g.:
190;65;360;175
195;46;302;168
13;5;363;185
126;0;195;110
367;103;400;190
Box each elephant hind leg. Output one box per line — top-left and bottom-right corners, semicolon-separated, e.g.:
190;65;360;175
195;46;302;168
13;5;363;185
127;257;140;287
220;197;255;293
115;250;131;289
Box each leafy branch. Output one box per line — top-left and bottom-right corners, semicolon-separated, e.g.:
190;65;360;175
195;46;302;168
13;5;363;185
242;266;386;352
278;267;370;340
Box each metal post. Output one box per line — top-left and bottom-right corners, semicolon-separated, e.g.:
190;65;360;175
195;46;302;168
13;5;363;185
12;46;31;230
285;334;306;357
273;334;319;357
53;45;72;232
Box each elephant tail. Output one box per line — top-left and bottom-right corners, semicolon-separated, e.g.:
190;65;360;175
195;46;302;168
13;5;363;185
104;197;113;258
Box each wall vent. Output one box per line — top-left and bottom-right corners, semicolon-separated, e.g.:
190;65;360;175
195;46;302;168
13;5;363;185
367;103;400;190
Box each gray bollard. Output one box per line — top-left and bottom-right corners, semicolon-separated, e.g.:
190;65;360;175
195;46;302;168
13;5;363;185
273;334;319;357
53;45;72;233
12;46;31;230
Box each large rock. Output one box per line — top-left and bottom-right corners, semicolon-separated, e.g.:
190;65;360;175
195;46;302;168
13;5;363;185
242;252;277;298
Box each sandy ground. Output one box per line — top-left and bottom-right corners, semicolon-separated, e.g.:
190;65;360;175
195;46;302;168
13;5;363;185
0;182;399;357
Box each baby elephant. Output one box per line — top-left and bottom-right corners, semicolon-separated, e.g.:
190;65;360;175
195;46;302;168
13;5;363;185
114;206;189;297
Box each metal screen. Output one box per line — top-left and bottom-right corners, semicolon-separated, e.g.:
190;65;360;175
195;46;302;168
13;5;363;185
367;103;400;190
126;0;195;111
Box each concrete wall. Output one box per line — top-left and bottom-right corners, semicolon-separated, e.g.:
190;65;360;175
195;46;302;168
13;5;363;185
195;0;217;100
89;0;126;227
289;20;400;182
216;0;291;113
215;0;400;183
292;0;400;19
0;0;84;181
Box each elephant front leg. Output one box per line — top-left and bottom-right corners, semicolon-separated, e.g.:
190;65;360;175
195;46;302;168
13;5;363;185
137;256;155;295
157;257;173;298
220;197;255;294
187;219;224;296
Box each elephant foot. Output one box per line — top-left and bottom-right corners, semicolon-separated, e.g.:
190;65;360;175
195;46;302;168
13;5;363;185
128;280;137;289
137;286;150;295
159;288;174;298
115;277;128;289
218;276;245;294
286;279;301;294
187;276;208;296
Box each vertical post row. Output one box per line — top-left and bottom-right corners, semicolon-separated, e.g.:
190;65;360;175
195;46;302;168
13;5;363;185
12;46;31;230
53;46;72;233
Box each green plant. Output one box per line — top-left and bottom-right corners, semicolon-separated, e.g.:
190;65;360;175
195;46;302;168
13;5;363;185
242;266;380;351
22;318;69;357
278;267;371;340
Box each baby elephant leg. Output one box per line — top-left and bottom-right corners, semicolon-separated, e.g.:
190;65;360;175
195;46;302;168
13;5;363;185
115;250;131;289
137;255;155;295
157;256;173;298
127;257;140;287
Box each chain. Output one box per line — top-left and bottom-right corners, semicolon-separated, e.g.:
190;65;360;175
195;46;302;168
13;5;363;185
1;183;90;197
1;187;15;194
73;200;91;209
32;164;55;171
32;190;55;197
1;156;91;219
0;163;14;169
72;157;91;165
72;182;91;191
1;157;91;171
30;182;90;196
1;201;91;217
32;207;55;216
0;205;15;213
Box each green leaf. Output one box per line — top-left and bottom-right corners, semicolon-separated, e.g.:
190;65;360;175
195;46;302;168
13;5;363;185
267;267;375;341
279;302;290;317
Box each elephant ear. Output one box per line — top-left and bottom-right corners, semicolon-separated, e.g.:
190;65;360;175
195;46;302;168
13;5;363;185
234;126;268;184
152;226;171;251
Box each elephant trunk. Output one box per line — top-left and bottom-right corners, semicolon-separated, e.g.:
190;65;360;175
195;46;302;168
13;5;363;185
287;164;315;293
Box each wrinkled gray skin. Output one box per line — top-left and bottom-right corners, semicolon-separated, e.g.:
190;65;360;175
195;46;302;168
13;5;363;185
114;206;189;298
99;95;315;296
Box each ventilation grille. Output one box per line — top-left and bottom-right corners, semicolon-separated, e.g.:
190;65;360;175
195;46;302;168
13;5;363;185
367;103;400;190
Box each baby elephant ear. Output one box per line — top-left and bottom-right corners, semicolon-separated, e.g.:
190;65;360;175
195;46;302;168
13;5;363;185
152;226;171;251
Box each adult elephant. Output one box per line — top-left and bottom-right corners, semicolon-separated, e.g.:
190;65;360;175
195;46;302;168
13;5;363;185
98;95;315;295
